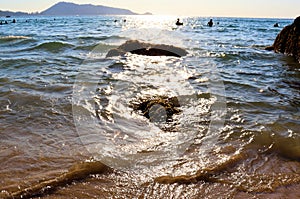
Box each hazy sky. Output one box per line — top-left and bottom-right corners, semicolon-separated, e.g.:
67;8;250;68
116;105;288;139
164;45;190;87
1;0;299;18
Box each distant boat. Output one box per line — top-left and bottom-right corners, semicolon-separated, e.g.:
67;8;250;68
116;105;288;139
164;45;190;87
6;16;11;18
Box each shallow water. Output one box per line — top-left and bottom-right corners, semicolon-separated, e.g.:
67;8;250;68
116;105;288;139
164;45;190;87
0;16;300;198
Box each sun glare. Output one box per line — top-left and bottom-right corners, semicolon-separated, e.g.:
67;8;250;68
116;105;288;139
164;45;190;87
121;15;178;30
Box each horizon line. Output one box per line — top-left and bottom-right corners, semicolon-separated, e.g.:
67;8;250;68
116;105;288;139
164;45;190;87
0;13;295;20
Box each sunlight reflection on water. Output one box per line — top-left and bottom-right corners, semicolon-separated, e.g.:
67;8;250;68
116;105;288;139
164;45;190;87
72;26;227;177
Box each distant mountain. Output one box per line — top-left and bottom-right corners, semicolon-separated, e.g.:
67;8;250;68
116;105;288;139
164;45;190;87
0;10;32;17
0;2;152;17
40;2;137;16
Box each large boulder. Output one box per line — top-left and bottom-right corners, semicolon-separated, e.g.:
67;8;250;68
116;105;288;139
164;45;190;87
106;40;188;57
266;16;300;63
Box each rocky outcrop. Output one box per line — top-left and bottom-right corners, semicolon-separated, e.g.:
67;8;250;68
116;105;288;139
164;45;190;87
106;40;188;57
266;16;300;63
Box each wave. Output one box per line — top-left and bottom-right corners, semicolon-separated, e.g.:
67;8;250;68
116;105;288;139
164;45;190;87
0;35;31;43
216;50;278;62
74;43;116;52
0;58;41;69
30;41;74;52
78;35;126;41
251;117;300;161
28;41;117;53
0;36;36;48
223;79;259;91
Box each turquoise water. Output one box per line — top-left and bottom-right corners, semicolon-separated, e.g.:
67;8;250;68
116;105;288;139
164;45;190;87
1;16;300;198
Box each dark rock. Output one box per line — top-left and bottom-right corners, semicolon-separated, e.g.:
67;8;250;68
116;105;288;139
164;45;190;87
106;40;188;57
130;48;182;57
265;46;274;51
266;16;300;63
132;96;181;122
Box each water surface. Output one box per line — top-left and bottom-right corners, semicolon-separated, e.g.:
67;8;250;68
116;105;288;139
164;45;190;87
0;16;300;198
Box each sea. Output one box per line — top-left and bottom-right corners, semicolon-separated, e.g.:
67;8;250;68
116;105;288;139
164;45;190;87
0;15;300;198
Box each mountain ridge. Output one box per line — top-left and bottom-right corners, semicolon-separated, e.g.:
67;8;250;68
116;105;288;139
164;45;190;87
0;2;152;16
41;2;137;16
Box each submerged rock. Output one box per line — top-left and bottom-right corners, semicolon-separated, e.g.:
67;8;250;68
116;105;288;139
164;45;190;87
131;96;181;122
155;152;245;184
106;40;188;57
154;151;300;193
1;161;111;199
266;16;300;62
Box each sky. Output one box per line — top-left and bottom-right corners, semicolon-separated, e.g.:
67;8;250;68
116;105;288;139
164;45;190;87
1;0;299;18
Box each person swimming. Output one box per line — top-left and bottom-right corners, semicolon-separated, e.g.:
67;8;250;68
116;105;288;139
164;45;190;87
176;18;183;26
207;19;213;27
274;23;279;27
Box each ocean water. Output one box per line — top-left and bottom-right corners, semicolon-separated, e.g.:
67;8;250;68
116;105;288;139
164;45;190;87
0;15;300;198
